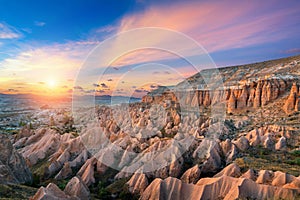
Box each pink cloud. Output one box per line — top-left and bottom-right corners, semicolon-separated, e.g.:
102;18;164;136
117;0;298;53
99;0;298;75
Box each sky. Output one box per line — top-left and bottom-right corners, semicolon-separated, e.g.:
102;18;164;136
0;0;299;97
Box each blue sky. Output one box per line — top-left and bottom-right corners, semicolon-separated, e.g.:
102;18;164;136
0;0;299;96
0;0;131;41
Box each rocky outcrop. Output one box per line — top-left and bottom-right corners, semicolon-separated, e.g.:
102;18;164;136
64;176;90;200
233;136;249;151
14;127;91;182
247;82;256;107
227;90;237;114
237;85;248;108
283;82;299;114
17;128;63;166
140;164;300;200
127;173;149;194
275;136;287;150
55;162;73;180
143;78;294;114
213;163;241;178
180;165;201;184
220;139;238;163
256;170;274;184
295;96;300;112
198;141;222;174
32;177;90;200
76;158;97;186
31;183;77;200
233;125;294;151
140;175;298;200
0;134;32;184
272;171;296;187
241;169;257;181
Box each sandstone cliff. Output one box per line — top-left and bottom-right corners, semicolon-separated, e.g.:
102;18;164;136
283;82;300;114
142;78;295;114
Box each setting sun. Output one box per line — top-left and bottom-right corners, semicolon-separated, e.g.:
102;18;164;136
47;79;57;88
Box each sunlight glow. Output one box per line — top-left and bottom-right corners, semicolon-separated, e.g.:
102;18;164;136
47;79;57;88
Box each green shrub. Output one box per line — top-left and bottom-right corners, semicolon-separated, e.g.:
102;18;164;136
57;179;69;190
286;158;300;166
290;150;300;157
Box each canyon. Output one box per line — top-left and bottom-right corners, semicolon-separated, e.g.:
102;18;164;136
0;55;299;199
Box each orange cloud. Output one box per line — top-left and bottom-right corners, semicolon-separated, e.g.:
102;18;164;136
1;0;298;96
0;42;96;95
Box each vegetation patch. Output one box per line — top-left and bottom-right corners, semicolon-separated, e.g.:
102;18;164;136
235;157;300;176
0;184;37;200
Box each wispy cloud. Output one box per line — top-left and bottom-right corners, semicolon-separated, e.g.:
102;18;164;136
34;21;46;27
0;22;22;39
95;25;117;33
0;0;299;96
283;48;300;54
112;0;299;65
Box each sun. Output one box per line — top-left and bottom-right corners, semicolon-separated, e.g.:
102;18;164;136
47;79;57;88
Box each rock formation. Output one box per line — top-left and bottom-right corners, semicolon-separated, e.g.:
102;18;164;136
283;82;299;114
227;90;237;113
64;176;90;200
143;78;296;115
213;163;241;178
31;177;90;200
140;164;299;200
127;173;149;194
180;165;201;184
237;85;248;108
31;183;76;200
0;134;32;184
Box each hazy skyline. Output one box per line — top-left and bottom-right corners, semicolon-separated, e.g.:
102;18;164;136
0;0;299;97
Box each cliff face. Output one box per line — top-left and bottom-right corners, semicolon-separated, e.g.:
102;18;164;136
142;78;295;114
283;82;300;114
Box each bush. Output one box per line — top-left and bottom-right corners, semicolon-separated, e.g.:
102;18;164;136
98;187;109;199
290;150;300;157
286;158;300;166
57;179;69;190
